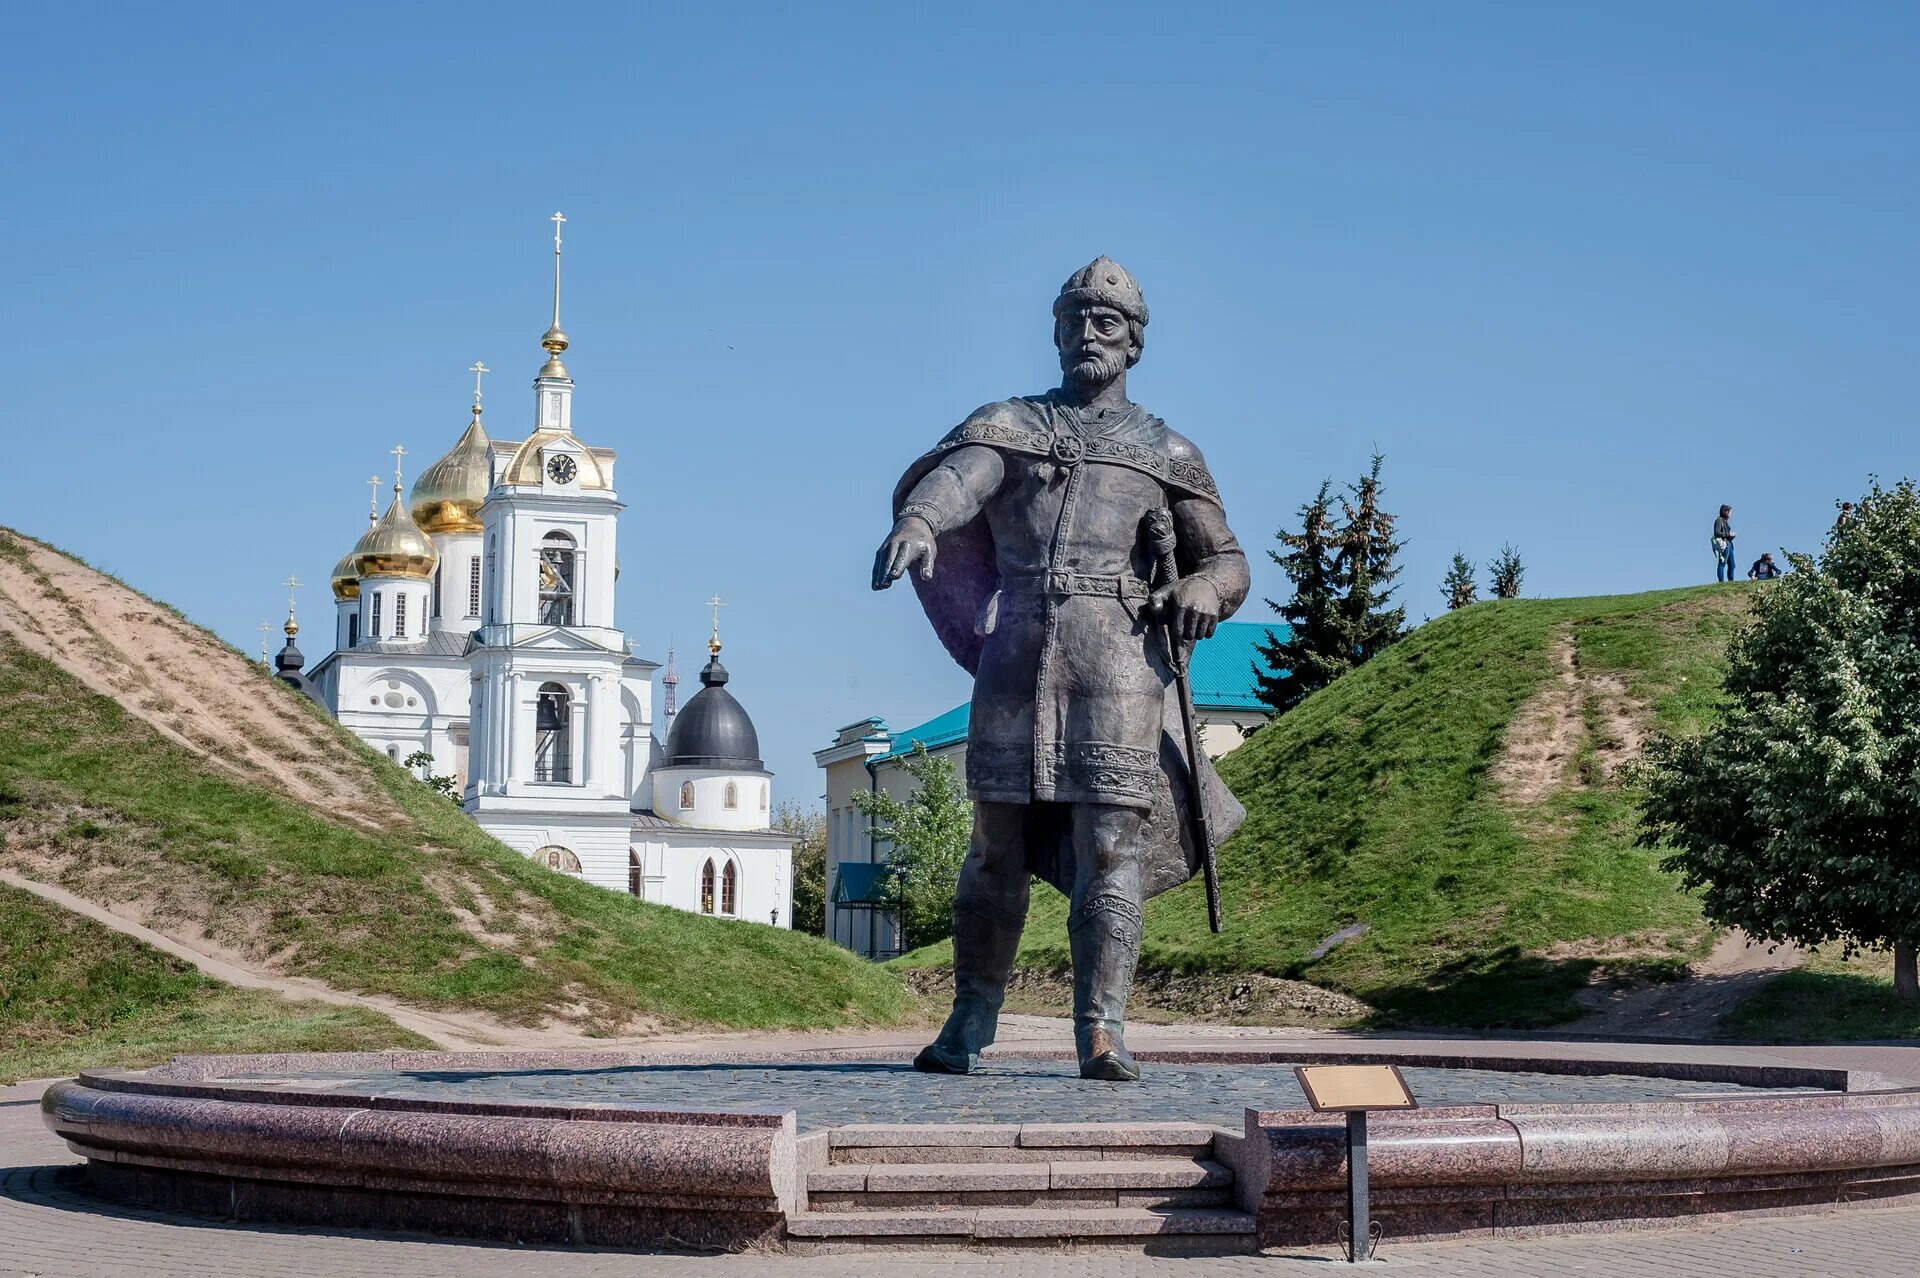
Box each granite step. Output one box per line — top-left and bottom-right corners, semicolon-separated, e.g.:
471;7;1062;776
804;1157;1234;1213
824;1121;1222;1166
784;1205;1257;1250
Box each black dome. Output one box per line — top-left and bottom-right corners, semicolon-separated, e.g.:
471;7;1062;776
663;655;764;769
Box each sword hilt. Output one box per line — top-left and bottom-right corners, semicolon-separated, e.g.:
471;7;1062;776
1144;507;1186;672
1145;507;1179;584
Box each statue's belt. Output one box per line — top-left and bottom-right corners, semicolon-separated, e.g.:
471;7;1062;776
924;419;1221;503
999;570;1151;600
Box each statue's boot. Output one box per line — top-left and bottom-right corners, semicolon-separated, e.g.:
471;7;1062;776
913;894;1025;1075
1069;893;1144;1082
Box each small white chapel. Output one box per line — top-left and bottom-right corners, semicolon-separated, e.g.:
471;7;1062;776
305;215;793;927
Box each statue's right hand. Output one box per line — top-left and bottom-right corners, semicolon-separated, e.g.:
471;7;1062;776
873;516;937;590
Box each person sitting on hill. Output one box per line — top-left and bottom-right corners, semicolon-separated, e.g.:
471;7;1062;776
1712;505;1737;582
1748;552;1783;580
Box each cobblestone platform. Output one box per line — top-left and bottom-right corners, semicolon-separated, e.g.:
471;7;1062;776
250;1057;1813;1130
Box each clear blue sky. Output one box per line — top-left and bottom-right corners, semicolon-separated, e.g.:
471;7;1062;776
3;4;1914;797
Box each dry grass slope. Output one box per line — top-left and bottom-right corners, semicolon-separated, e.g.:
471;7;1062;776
0;527;910;1055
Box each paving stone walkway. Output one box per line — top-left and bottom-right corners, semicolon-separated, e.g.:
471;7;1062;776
267;1057;1811;1131
10;1080;1920;1276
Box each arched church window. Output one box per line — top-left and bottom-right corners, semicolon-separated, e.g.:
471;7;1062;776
534;682;572;783
700;860;716;914
536;845;582;873
538;531;576;626
724;781;738;810
386;744;399;762
395;593;408;638
760;782;769;811
433;566;443;619
679;780;695;810
722;861;738;915
628;849;641;896
468;557;482;618
371;592;382;639
486;537;497;623
348;614;359;647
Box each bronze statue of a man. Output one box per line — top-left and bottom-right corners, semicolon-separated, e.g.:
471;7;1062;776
873;258;1250;1081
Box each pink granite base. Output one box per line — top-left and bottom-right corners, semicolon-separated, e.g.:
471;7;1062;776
38;1049;1920;1254
44;1070;797;1253
1238;1091;1920;1246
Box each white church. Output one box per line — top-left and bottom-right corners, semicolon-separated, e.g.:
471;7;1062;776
305;215;794;927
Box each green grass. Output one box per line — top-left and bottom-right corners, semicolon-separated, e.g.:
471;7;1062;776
897;585;1759;1029
1721;949;1920;1042
0;881;428;1083
0;535;911;1035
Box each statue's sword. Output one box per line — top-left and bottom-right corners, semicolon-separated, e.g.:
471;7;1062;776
1145;507;1224;934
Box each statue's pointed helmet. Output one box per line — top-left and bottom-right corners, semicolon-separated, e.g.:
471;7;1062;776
1054;256;1149;326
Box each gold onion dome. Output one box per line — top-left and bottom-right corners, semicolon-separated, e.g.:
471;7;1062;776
329;548;361;601
410;407;493;534
353;489;438;581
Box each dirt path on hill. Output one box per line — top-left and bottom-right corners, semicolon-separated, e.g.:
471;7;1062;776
0;869;669;1052
1489;627;1646;805
0;529;397;830
2;870;515;1050
1569;929;1802;1039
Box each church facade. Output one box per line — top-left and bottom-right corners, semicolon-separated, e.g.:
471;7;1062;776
306;217;793;927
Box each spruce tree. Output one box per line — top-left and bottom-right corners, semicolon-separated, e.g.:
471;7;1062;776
1332;453;1406;661
1442;552;1478;609
1253;479;1343;715
1489;544;1525;599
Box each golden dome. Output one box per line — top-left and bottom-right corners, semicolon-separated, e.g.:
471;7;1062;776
330;548;361;601
499;432;612;489
410;407;493;534
353;489;438;581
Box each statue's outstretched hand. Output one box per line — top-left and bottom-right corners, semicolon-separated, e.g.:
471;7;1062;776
1148;577;1222;641
873;516;937;590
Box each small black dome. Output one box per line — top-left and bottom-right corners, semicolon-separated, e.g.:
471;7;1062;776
663;655;764;769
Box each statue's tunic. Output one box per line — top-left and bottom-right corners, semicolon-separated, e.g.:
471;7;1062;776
892;393;1251;896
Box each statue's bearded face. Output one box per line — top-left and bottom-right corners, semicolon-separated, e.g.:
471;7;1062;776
1055;305;1137;386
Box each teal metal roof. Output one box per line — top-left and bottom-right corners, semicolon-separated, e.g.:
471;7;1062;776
876;621;1287;762
1188;620;1287;711
879;700;972;760
832;861;894;906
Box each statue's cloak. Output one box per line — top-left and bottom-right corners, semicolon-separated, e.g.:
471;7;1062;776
890;395;1245;901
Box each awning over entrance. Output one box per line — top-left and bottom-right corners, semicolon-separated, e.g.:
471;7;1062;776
832;861;894;908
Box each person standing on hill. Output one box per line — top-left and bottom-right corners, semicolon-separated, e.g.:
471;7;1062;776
1713;505;1737;582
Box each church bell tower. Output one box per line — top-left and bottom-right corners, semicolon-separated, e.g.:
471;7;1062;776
462;213;649;883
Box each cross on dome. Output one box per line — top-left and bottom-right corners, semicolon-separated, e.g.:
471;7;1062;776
469;360;489;408
366;475;382;523
390;444;408;491
707;594;725;656
540;211;571;367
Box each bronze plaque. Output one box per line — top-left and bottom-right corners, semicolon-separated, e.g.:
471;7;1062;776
1293;1064;1418;1112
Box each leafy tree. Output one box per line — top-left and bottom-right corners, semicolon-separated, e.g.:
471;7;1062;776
1442;552;1478;610
1331;452;1407;663
774;800;827;936
1489;544;1525;599
400;750;459;803
849;744;971;951
1637;479;1920;1001
1253;479;1343;714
